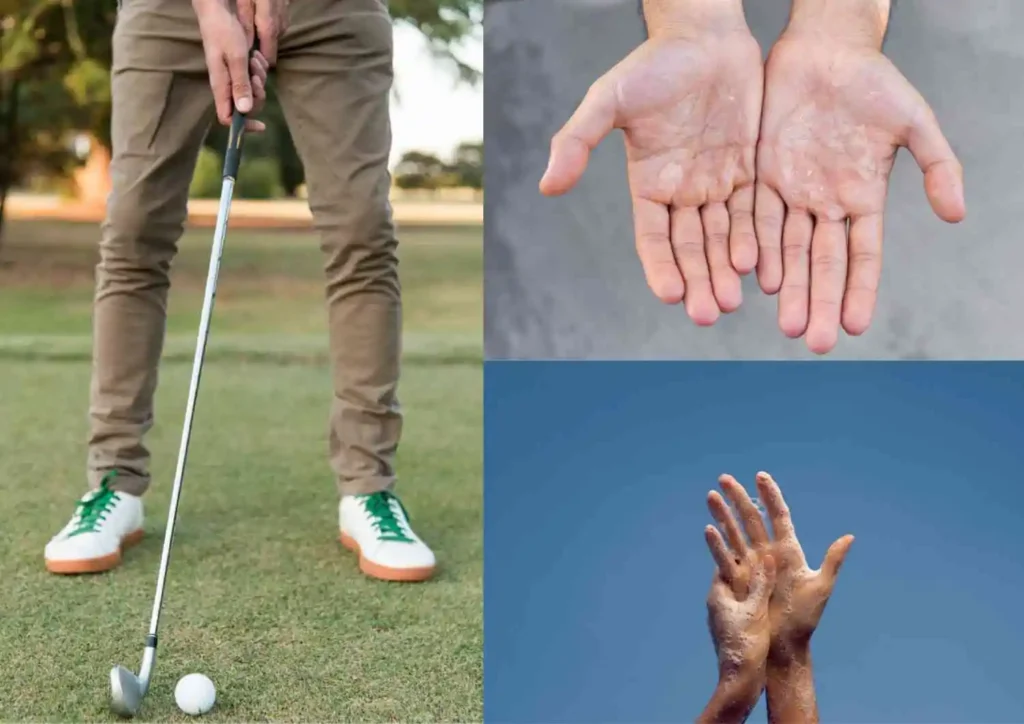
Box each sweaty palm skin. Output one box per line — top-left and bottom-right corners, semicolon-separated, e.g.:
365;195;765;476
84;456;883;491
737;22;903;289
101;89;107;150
541;30;763;326
755;35;966;354
704;523;775;676
716;472;854;655
703;473;851;723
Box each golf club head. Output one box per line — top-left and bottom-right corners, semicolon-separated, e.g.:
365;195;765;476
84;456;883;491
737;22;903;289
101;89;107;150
109;665;145;718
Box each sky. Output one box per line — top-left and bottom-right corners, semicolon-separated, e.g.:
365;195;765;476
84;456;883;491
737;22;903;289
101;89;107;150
389;23;482;167
485;362;1024;723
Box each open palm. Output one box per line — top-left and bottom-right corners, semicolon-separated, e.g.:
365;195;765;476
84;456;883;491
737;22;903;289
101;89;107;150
761;505;849;647
715;473;854;652
704;511;776;673
757;38;962;356
755;36;965;354
541;31;763;325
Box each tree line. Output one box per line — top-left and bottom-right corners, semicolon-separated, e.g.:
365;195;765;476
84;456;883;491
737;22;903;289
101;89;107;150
0;0;481;239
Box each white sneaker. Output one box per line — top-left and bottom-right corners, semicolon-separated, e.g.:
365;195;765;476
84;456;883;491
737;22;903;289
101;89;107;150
339;491;436;582
45;473;144;574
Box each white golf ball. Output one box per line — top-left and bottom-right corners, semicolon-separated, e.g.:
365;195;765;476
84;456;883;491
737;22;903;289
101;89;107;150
174;673;216;716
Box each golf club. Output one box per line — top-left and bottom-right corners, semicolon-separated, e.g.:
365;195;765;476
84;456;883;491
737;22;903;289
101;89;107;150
109;72;255;719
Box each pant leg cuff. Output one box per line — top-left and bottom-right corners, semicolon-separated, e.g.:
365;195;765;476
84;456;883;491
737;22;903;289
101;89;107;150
337;476;396;497
88;468;150;497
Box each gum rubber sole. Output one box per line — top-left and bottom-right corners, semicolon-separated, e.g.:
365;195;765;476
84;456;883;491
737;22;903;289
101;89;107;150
339;531;435;582
45;528;145;574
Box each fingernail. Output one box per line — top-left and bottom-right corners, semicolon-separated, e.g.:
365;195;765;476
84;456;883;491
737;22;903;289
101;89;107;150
237;97;252;112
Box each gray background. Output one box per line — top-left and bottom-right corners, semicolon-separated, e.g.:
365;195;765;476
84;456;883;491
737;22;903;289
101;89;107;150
485;0;1024;360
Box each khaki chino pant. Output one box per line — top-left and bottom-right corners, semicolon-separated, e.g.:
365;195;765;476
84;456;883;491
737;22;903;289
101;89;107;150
89;0;402;497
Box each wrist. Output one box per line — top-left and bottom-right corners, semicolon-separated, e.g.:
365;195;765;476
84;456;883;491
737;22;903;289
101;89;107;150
719;656;765;692
642;0;748;40
698;665;763;724
716;665;765;716
785;0;891;50
767;640;811;672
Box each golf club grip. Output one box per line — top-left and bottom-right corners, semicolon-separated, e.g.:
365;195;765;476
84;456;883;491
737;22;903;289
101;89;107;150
222;41;260;180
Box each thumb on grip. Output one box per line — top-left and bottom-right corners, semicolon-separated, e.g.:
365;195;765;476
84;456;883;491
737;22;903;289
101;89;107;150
223;42;262;179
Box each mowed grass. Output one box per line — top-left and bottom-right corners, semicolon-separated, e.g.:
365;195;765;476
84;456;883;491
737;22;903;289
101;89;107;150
0;220;482;722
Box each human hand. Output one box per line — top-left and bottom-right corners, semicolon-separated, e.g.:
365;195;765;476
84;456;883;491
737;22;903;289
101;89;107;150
193;0;271;130
717;473;853;661
237;0;290;66
754;10;965;354
704;495;776;677
540;1;763;325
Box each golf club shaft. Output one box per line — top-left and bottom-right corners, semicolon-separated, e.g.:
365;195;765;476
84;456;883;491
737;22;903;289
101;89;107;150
145;178;234;641
145;99;250;649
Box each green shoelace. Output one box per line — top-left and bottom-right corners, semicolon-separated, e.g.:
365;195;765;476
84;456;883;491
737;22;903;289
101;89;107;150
68;471;121;537
361;491;413;543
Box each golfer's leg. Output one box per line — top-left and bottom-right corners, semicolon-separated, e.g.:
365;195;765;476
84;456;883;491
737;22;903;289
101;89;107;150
44;5;212;575
88;0;213;498
276;0;434;582
89;68;212;497
277;0;401;497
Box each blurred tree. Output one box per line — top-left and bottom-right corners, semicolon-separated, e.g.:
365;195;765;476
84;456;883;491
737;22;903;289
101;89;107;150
0;0;115;244
449;140;482;189
0;54;17;243
391;0;481;84
0;0;115;146
0;0;482;241
393;143;482;191
394;150;447;190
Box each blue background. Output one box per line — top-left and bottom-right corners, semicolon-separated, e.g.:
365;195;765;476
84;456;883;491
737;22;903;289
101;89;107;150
485;362;1024;723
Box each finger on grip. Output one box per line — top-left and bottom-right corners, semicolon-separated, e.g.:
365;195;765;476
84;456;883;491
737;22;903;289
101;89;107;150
255;7;280;65
540;81;617;196
228;51;254;114
236;0;256;46
207;58;233;125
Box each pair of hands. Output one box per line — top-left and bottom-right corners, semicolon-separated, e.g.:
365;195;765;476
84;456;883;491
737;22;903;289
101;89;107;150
540;0;965;355
700;472;854;723
192;0;291;131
